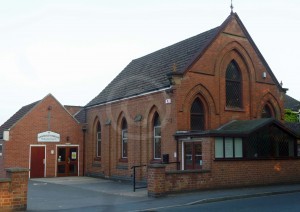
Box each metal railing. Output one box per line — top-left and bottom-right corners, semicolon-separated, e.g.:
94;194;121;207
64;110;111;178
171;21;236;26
131;165;147;192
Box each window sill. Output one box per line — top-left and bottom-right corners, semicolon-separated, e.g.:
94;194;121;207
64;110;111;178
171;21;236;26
225;107;245;112
94;157;101;161
150;159;162;164
119;158;128;163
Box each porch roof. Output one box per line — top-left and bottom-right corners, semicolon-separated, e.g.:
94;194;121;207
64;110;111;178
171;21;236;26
174;118;299;139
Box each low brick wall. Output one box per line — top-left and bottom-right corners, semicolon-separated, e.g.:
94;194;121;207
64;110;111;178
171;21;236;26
148;160;300;197
0;168;29;211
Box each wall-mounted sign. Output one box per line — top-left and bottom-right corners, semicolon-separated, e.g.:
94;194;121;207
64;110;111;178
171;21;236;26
165;99;171;104
38;131;60;142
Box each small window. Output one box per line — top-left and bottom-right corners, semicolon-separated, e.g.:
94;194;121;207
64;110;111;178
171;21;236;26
190;98;205;131
153;113;161;159
215;137;243;159
0;144;2;156
226;60;242;108
121;119;128;159
261;104;274;118
96;122;101;158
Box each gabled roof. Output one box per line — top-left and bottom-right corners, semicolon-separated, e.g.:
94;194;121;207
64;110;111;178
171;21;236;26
0;101;40;139
210;118;280;136
284;94;300;111
86;13;284;108
0;94;81;139
86;27;219;107
175;118;298;138
285;122;300;137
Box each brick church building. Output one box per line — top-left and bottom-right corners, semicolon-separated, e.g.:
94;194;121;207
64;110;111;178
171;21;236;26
76;12;300;185
1;12;300;189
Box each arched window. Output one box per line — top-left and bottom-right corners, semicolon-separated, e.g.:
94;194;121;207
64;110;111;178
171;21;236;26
190;98;205;131
226;60;242;108
121;118;128;159
261;104;274;118
153;113;161;159
96;121;101;158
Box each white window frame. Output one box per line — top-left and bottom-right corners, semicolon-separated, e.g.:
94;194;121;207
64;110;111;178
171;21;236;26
215;137;243;159
122;129;128;159
96;131;101;158
154;125;161;159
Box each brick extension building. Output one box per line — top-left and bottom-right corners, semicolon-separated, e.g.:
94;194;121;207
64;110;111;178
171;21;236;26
77;12;300;185
0;94;83;178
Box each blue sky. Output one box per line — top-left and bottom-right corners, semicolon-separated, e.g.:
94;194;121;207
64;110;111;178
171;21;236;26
1;0;300;124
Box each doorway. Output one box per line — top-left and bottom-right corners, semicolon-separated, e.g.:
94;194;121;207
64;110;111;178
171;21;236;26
57;146;78;177
184;142;202;170
30;146;45;178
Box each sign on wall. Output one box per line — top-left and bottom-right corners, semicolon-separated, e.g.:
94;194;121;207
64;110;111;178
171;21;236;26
37;131;60;142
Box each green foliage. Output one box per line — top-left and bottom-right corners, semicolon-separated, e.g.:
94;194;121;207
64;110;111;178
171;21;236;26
284;109;299;122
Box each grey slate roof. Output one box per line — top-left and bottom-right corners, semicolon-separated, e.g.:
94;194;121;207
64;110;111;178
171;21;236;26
285;122;300;137
86;27;220;107
0;101;39;139
86;13;284;108
175;118;298;138
284;94;300;111
74;109;86;124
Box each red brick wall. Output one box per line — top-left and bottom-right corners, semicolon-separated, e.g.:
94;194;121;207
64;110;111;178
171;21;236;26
147;159;300;195
85;91;177;179
3;95;83;178
0;168;29;211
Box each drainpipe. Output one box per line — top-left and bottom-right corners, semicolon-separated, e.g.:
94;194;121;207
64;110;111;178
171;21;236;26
176;137;179;170
82;108;87;176
82;124;87;176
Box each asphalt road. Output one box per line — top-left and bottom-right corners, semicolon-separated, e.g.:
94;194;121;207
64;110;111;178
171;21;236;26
158;192;300;212
27;177;300;212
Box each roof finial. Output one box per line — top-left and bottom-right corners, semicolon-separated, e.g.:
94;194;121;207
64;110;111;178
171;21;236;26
230;0;234;14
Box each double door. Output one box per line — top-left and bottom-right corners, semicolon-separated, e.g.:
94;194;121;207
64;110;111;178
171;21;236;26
184;142;202;170
57;146;78;177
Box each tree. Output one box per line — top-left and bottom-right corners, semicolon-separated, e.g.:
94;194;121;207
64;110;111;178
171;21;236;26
284;109;299;122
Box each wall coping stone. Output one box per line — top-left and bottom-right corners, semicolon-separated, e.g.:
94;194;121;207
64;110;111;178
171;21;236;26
0;178;11;182
148;164;166;168
166;169;211;174
5;168;30;173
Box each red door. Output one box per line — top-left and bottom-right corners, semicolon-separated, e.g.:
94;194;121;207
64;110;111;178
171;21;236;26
30;146;45;178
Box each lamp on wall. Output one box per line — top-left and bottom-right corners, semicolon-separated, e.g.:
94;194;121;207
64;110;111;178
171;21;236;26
262;72;267;79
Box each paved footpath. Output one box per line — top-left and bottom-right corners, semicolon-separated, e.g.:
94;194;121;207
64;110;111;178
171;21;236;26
28;177;300;211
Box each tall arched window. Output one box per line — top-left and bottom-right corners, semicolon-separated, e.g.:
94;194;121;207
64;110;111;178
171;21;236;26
190;98;205;131
121;118;128;159
153;113;161;159
226;60;242;108
96;121;101;158
261;104;274;118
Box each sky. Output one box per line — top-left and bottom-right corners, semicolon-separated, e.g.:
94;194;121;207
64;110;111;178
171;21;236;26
0;0;300;125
